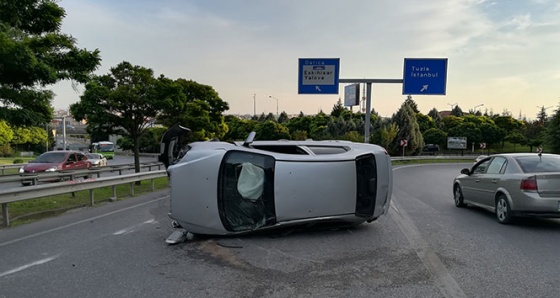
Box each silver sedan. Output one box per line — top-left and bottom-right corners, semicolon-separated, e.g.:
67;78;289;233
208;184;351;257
453;153;560;224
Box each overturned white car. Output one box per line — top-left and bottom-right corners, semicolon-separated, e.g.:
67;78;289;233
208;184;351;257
159;125;393;241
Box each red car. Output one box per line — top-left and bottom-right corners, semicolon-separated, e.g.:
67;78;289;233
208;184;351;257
19;151;92;186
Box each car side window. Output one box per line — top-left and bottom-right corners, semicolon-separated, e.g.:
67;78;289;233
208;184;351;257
67;154;77;162
473;159;491;174
77;153;85;161
486;157;507;174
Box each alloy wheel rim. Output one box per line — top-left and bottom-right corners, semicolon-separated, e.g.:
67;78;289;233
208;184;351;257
454;189;461;205
497;199;507;221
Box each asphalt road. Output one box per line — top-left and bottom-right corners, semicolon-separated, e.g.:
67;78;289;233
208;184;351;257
1;163;560;297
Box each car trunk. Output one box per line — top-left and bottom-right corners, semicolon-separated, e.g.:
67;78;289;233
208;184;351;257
536;174;560;197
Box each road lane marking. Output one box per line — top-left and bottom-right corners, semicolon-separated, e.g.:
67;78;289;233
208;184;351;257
392;166;467;298
0;255;60;278
113;219;157;235
0;196;169;248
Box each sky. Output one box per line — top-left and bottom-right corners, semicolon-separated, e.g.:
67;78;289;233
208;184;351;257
51;0;560;119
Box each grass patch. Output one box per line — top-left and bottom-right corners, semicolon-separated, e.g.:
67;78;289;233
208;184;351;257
1;177;170;228
0;157;34;165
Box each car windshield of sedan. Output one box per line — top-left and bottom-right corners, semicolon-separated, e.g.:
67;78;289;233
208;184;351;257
33;152;67;163
515;155;560;173
86;153;100;160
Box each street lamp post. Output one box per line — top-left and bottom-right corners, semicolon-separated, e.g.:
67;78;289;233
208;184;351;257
269;96;279;116
472;104;484;113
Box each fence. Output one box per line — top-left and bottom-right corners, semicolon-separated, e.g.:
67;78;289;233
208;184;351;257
0;170;167;227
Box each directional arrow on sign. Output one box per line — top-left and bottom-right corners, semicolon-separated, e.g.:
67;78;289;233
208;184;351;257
315;86;322;92
420;85;428;92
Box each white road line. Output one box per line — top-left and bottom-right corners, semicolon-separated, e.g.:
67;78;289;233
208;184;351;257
113;219;157;235
392;166;467;298
0;196;169;248
0;255;60;278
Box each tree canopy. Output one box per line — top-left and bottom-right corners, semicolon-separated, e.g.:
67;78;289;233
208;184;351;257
70;61;175;172
0;0;100;127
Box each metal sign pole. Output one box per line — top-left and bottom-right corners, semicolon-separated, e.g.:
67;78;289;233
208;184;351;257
340;79;403;143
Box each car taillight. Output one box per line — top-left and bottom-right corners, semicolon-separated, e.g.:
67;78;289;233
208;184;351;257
520;176;538;191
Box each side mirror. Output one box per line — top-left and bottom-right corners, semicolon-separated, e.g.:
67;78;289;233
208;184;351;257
460;168;470;175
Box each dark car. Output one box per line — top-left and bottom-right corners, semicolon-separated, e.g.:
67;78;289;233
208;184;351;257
422;144;440;155
19;151;92;186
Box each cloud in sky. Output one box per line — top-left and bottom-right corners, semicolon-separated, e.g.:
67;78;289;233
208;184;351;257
52;0;560;119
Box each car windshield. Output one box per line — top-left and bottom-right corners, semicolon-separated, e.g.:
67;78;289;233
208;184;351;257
33;152;67;163
515;155;560;173
86;153;98;159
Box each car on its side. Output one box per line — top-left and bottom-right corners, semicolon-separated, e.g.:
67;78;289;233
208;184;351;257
159;124;394;240
19;151;92;186
85;153;107;167
453;153;560;224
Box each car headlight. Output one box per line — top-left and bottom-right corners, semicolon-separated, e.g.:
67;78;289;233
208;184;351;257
45;167;57;172
19;167;24;174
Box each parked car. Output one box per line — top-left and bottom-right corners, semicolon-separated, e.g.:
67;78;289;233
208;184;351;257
19;151;92;186
85;153;107;167
453;153;560;224
422;144;440;155
159;124;393;242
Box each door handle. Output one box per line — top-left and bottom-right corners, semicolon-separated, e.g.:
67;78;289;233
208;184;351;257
492;179;498;183
475;179;480;182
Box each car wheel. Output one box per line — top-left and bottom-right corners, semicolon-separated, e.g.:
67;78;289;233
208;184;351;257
454;185;466;208
495;194;513;224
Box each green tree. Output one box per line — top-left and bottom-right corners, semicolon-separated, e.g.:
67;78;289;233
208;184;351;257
451;105;464;117
71;61;174;174
423;128;447;147
254;121;290;140
330;100;346;117
521;120;546;152
416;113;436;133
158;78;229;140
391;103;423;155
0;120;13;145
277;111;289;124
545;105;560;153
223;115;257;141
0;0;100;127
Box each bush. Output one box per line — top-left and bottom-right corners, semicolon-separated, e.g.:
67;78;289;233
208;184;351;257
13;159;24;164
0;144;13;157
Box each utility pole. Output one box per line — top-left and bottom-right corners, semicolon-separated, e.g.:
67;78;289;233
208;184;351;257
253;94;256;117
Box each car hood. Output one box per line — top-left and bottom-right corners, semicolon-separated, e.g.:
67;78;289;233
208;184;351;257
23;163;59;172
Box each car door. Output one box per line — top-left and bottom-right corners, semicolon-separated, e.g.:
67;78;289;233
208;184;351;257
477;156;508;208
460;158;492;205
75;152;90;169
62;153;78;170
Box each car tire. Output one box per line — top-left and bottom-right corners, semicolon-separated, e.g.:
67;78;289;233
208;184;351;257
495;194;513;224
454;185;466;208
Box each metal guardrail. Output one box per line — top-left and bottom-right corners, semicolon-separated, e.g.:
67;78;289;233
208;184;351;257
0;162;164;185
0;164;24;175
0;170;168;227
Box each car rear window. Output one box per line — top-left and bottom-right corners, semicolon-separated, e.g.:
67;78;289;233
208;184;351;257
515;155;560;173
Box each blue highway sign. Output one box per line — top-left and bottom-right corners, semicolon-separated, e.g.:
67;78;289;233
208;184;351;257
402;58;448;95
298;58;340;94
